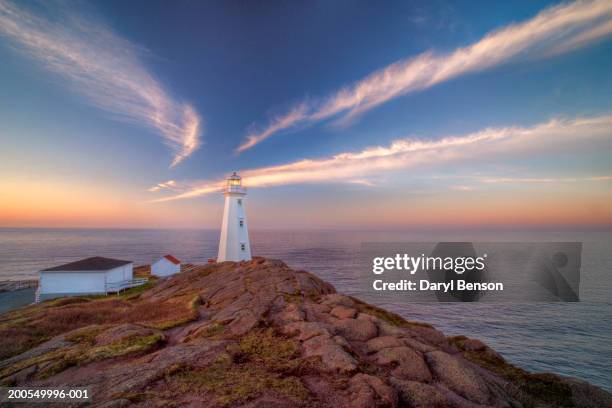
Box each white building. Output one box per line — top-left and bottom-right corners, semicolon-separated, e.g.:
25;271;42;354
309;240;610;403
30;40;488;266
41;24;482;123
37;256;144;301
217;172;252;262
151;254;181;277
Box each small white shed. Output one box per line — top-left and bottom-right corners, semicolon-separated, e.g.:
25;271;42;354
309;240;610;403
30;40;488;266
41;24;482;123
38;257;136;301
151;255;181;277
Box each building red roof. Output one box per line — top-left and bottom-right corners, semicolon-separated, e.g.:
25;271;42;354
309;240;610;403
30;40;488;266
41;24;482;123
163;254;181;265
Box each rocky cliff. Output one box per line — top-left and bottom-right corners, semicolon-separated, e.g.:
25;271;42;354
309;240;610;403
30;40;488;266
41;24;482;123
0;258;610;407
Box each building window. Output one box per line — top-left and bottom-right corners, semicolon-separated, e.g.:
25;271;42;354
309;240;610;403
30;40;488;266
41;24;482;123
239;219;244;227
241;243;246;251
237;199;242;205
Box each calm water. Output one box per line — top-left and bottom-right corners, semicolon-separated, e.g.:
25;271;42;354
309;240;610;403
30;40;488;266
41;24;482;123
0;228;610;391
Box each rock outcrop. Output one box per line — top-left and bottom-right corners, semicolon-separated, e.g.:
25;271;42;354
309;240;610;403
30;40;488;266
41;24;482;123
0;257;610;407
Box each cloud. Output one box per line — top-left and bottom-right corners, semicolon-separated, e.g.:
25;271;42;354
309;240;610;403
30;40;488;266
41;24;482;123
547;17;612;55
477;175;612;184
444;175;612;191
148;180;178;192
0;0;202;167
238;0;612;152
451;185;476;191
151;114;612;201
236;103;309;153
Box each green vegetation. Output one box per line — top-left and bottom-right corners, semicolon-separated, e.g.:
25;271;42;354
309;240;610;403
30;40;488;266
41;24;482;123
168;328;312;407
37;331;165;379
0;279;201;360
65;324;108;344
172;356;309;406
350;296;433;328
0;326;49;361
0;324;165;383
228;328;299;372
282;289;304;304
46;297;93;307
449;336;573;407
448;335;468;349
90;333;164;361
118;280;156;300
198;267;213;277
148;294;200;330
0;349;63;384
197;322;226;338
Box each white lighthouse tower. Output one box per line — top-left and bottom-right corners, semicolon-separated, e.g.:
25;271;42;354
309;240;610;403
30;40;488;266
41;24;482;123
217;172;252;262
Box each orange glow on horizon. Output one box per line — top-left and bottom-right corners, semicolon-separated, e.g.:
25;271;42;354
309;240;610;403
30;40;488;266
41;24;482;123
1;177;611;230
0;178;217;228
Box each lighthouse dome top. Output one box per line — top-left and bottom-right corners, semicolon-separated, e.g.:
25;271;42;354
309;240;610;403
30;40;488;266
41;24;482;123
225;172;246;194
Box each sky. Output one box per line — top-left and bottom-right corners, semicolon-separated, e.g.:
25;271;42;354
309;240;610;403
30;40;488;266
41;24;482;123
1;0;612;229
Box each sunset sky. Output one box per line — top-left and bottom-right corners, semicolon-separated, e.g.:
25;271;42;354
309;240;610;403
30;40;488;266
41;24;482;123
1;0;612;229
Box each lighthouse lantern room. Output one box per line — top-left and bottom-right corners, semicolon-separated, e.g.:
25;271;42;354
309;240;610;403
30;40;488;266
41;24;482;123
217;172;252;262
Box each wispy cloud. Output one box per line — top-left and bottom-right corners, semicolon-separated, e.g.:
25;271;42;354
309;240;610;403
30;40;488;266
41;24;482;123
152;114;612;201
445;175;612;191
477;175;612;184
238;0;612;153
237;103;308;154
148;180;179;192
451;185;476;191
0;0;202;166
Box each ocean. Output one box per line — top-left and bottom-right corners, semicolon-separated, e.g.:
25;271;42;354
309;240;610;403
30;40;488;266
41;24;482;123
0;228;610;391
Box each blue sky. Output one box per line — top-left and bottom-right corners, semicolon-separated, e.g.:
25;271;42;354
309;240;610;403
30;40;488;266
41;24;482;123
1;0;612;228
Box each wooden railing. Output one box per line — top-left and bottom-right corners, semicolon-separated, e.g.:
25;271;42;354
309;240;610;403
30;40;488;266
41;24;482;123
105;278;148;294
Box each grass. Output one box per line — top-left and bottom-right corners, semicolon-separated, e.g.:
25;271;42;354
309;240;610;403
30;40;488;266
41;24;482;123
0;326;50;361
0;282;200;360
65;324;108;344
172;357;309;406
82;333;164;362
133;265;151;279
46;297;93;307
168;328;312;407
350;296;433;328
0;349;64;384
39;332;165;379
449;336;573;407
118;280;156;300
282;290;304;304
147;294;200;330
0;324;166;382
228;328;299;372
197;322;226;338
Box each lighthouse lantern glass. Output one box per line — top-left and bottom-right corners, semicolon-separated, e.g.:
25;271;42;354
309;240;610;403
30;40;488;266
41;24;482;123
228;174;241;188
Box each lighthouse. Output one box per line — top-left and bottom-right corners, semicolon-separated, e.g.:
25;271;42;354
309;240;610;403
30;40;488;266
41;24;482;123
217;172;252;262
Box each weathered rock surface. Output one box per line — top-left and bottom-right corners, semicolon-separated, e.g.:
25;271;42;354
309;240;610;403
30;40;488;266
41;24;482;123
372;346;431;382
425;350;490;404
330;306;357;319
0;257;610;408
